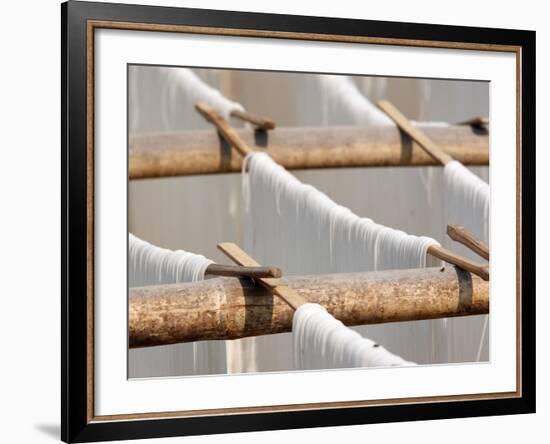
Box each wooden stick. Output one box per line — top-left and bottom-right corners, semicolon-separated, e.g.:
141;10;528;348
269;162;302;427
446;224;490;261
195;101;253;156
427;244;489;281
230;108;276;130
206;263;281;279
377;100;454;165
129;266;489;348
458;116;489;128
217;242;308;310
129;125;488;179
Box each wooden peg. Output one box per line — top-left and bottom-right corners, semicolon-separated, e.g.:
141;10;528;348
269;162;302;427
230;108;276;130
217;242;308;310
205;263;281;279
427;244;489;281
458;116;489;128
195;102;254;156
377;100;454;166
446;224;489;261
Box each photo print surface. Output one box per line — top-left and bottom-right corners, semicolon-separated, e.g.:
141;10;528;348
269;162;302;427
127;66;489;379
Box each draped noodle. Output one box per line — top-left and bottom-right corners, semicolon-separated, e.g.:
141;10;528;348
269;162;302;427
444;160;490;244
243;152;440;275
293;304;413;370
129;233;213;286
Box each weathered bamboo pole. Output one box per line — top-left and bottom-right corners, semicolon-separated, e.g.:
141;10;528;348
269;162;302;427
129;124;488;179
129;266;489;348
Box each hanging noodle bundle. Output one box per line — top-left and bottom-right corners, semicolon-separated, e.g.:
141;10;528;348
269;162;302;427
242;152;439;276
129;233;213;287
317;75;395;126
444;161;490;244
317;74;450;128
128;233;227;376
293;303;414;370
166;68;244;121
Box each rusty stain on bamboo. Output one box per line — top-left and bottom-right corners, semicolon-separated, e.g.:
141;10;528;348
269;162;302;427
129;266;489;348
129;125;489;179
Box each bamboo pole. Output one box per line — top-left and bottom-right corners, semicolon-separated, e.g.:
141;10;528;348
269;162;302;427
129;125;488;179
129;266;489;348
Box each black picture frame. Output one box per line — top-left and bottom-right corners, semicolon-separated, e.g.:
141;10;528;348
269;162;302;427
62;1;536;442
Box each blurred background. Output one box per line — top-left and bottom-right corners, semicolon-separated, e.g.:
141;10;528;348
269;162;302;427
128;66;489;378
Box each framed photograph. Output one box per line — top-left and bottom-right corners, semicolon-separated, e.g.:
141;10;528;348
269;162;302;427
62;1;535;442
